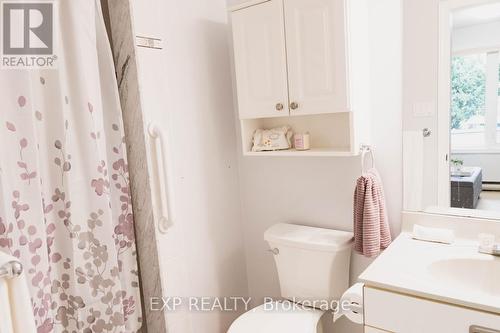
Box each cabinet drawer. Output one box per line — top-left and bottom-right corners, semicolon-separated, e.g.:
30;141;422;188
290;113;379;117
364;287;500;333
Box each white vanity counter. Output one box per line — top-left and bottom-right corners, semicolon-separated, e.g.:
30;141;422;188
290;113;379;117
359;232;500;315
358;213;500;332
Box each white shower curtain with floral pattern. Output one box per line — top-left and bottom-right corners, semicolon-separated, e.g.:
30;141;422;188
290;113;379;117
0;1;142;332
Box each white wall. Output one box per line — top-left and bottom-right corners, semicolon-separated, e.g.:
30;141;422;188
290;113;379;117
229;1;403;333
129;0;249;332
402;0;441;209
226;0;244;7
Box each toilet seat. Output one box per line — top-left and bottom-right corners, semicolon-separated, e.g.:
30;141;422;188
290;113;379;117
228;301;325;333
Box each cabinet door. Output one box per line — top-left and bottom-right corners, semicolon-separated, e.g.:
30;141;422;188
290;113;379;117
231;1;290;119
365;287;500;333
284;0;348;116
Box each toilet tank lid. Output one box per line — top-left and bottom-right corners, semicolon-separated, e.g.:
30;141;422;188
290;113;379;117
264;223;354;252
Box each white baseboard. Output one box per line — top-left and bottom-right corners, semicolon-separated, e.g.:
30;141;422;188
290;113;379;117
483;183;500;191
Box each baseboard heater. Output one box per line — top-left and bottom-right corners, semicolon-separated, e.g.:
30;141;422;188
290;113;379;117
483;182;500;191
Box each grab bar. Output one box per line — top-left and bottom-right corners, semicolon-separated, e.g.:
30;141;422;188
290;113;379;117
148;123;175;234
0;261;23;279
470;326;500;333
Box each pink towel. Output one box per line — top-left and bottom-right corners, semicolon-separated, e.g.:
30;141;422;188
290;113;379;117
353;169;392;257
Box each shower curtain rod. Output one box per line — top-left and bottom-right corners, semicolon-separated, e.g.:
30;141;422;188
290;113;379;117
0;260;23;279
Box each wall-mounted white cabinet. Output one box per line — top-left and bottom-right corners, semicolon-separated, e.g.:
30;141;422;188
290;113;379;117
229;0;371;156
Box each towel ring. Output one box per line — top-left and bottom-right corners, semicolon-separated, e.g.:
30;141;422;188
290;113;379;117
360;145;374;172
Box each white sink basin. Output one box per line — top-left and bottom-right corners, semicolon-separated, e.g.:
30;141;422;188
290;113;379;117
427;257;500;296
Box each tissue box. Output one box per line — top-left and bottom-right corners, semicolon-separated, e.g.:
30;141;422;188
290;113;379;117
252;126;293;152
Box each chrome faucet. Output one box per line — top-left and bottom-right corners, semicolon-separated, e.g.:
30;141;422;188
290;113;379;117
491;244;500;256
478;246;500;256
478;244;500;256
478;234;500;256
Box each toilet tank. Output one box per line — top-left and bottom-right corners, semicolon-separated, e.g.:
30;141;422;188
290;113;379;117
264;223;354;309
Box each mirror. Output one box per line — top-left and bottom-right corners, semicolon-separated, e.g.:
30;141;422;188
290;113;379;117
403;0;500;219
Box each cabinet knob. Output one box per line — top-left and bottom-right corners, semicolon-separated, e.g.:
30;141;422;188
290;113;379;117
275;103;284;111
290;102;299;110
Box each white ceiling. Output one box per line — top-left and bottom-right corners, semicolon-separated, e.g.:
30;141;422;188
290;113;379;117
453;2;500;28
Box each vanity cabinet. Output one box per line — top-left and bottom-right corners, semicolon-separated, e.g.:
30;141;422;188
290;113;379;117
364;287;500;333
229;0;372;156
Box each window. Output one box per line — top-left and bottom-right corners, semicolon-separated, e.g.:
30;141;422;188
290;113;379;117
451;51;500;150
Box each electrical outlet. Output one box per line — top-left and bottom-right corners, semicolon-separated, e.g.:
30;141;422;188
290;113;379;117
412;101;435;117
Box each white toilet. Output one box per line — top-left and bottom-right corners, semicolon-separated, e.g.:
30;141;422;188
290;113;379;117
228;223;354;333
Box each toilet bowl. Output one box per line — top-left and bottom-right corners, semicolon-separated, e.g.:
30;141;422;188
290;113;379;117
228;223;354;333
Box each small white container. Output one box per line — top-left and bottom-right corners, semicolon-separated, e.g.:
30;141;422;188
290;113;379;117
478;233;496;253
294;132;310;151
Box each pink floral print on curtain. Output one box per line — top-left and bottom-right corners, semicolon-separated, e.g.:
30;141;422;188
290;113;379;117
0;0;142;332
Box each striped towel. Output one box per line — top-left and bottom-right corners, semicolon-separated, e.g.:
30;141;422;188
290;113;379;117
353;169;392;257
